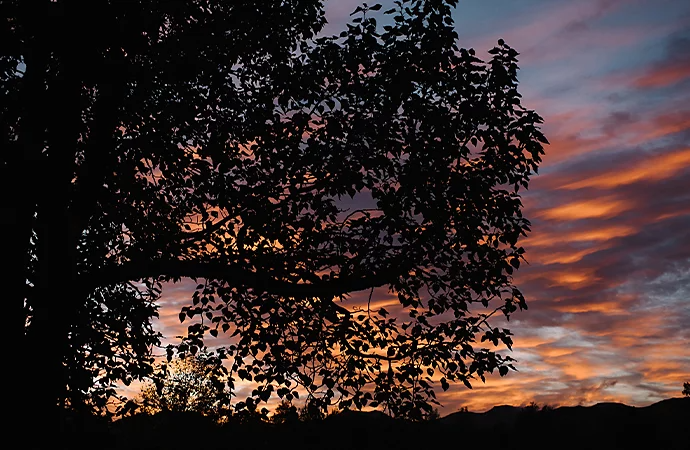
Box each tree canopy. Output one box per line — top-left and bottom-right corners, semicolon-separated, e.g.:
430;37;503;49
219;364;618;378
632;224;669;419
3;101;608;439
2;0;546;428
137;351;231;422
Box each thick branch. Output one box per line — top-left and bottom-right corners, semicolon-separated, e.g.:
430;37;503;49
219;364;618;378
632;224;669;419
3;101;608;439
80;259;395;298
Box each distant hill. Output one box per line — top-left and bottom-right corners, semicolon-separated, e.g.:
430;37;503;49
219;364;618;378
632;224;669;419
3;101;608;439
439;397;688;450
52;398;689;450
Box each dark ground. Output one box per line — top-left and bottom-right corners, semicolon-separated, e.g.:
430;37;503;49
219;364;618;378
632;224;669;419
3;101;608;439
49;397;688;450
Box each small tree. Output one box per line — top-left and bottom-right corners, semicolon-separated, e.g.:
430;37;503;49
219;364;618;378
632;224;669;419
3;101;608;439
299;398;326;422
523;401;540;413
231;402;270;425
272;399;299;424
139;351;230;422
683;382;690;397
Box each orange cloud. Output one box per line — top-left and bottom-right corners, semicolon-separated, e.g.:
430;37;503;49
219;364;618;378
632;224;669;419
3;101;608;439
553;355;605;381
562;149;690;190
553;301;624;314
537;346;576;358
539;197;632;221
565;226;637;242
548;269;600;288
535;245;610;265
435;371;551;412
541;135;605;167
633;63;690;88
636;114;690;144
516;267;602;289
655;208;690;221
525;225;636;248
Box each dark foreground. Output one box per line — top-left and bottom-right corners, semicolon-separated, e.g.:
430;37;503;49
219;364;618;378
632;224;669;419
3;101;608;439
47;397;688;450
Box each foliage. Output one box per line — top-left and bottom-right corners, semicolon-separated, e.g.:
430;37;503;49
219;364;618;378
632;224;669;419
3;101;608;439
523;401;541;413
5;0;328;420
231;404;270;425
138;351;231;422
299;398;327;422
4;0;546;424
64;283;162;417
683;382;689;397
171;1;546;421
272;399;300;424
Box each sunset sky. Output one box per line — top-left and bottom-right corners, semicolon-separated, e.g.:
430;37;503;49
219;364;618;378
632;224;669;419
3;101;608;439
135;0;690;414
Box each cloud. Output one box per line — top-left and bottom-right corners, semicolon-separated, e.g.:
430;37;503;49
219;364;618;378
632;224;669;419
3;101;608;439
595;28;690;91
524;225;636;248
632;33;690;88
560;148;690;189
538;197;632;221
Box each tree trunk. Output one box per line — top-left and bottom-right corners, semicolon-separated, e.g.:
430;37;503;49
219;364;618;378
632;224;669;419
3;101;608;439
21;20;82;438
9;19;49;438
5;194;36;439
27;203;76;432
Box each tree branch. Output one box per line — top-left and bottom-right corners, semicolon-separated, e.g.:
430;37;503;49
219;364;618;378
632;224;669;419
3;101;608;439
80;259;396;299
179;214;234;242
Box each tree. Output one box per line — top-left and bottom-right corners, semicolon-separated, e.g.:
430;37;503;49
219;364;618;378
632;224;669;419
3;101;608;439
4;0;327;430
540;403;555;412
298;398;327;422
138;351;231;422
272;399;300;425
3;0;546;433
683;382;690;397
523;401;541;413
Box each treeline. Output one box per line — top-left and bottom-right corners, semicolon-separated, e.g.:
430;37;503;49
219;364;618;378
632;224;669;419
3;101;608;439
52;398;688;450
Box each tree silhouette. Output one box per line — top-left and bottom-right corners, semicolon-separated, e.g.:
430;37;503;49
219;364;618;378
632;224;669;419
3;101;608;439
427;408;441;420
137;351;231;422
299;397;327;422
272;399;300;424
4;0;546;432
683;382;690;397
